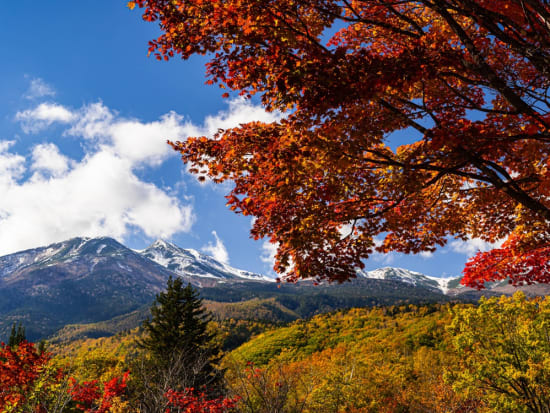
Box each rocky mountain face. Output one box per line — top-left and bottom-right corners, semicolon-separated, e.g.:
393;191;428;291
0;237;276;339
138;239;273;286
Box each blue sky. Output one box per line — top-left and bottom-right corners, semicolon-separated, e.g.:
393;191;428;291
0;1;499;279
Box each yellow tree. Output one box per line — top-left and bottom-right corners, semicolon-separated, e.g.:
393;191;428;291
447;292;550;413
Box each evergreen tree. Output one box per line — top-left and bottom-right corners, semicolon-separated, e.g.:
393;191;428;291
136;277;223;397
7;322;25;347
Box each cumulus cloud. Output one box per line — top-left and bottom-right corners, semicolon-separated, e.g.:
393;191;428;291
16;103;75;133
31;143;71;177
2;97;278;256
450;237;504;255
260;240;278;267
370;236;396;265
0;143;194;256
202;231;229;264
0;141;26;185
24;78;56;100
66;103;190;166
202;97;281;137
371;251;396;265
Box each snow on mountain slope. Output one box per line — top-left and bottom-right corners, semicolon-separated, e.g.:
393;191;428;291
0;237;151;277
358;267;459;294
138;239;274;282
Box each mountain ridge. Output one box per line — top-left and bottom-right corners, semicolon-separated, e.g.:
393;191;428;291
1;236;547;341
360;267;459;294
138;239;273;285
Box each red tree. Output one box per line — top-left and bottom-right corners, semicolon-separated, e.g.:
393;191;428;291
164;388;238;413
0;341;50;409
70;372;129;413
0;340;129;412
131;0;550;288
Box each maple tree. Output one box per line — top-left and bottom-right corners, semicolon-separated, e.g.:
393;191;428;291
131;0;550;287
0;341;51;410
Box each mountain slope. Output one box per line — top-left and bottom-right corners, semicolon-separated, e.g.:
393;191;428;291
359;267;459;294
47;277;453;344
0;237;175;339
2;236;546;342
138;239;273;285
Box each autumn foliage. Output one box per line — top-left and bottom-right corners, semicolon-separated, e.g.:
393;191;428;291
6;297;550;412
131;0;550;288
0;341;51;409
0;340;128;412
165;388;238;412
69;372;129;413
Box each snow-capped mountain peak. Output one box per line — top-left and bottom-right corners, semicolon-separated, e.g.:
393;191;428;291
0;236;132;278
139;239;274;283
358;266;459;294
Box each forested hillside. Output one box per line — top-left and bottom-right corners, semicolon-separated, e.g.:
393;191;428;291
3;292;550;412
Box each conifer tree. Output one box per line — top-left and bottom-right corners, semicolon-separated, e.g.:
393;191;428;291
8;322;26;347
136;277;223;397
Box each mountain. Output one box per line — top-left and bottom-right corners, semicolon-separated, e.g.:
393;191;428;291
138;239;273;285
0;237;176;339
1;236;547;342
358;266;550;298
49;277;453;344
0;237;454;341
0;236;275;339
363;267;550;300
359;267;459;294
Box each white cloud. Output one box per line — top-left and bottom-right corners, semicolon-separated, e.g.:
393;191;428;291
260;240;278;267
1;97;277;256
66;103;190;166
450;237;504;255
31;143;71;177
370;236;396;265
0;141;26;185
202;231;229;264
0;144;194;255
16;103;75;133
25;78;56;100
61;98;279;168
372;251;396;265
202;97;281;137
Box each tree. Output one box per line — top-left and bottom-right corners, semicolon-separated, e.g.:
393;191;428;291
130;277;224;410
164;389;237;413
69;373;130;413
7;322;25;348
0;340;129;412
139;277;221;381
0;341;51;410
447;292;550;413
130;0;550;287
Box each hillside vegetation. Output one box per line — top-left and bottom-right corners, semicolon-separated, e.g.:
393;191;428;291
5;293;550;412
